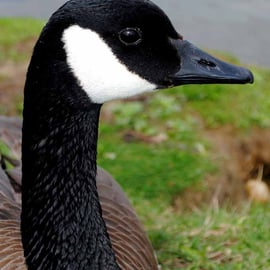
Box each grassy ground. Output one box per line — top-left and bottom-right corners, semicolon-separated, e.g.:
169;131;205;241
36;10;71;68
0;18;44;62
1;18;270;269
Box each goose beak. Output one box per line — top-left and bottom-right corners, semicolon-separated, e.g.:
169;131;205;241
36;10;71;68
169;40;254;85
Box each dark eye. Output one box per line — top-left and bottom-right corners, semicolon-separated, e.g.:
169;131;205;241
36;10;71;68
118;28;142;46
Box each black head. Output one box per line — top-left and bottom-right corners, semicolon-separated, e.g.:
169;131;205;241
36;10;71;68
26;0;253;105
57;0;181;81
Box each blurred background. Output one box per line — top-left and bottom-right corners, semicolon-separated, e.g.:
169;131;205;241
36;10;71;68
1;1;270;269
0;0;269;67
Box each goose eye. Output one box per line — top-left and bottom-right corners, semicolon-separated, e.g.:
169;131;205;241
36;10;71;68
118;28;142;46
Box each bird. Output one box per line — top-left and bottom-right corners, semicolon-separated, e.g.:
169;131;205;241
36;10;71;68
0;0;253;269
0;116;158;270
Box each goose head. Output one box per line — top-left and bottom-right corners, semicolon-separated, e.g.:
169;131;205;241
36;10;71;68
29;0;253;106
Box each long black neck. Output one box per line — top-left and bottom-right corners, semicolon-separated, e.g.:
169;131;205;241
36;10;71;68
21;38;120;270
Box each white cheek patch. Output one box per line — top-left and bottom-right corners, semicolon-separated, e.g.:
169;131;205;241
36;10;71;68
62;25;156;103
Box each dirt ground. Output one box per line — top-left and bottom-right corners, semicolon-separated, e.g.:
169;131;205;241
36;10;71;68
174;127;270;211
0;61;27;115
1;49;270;210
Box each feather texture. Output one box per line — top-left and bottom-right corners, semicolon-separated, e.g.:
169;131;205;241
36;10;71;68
0;116;158;270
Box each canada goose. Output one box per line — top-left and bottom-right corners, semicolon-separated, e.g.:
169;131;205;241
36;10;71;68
0;0;253;269
0;116;158;269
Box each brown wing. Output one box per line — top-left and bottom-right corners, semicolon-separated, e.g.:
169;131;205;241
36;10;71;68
0;220;25;270
97;167;159;270
0;116;158;270
0;117;26;269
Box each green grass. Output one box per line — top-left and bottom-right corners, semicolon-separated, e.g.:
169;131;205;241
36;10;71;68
0;140;11;157
1;18;270;269
98;124;213;204
146;204;270;270
0;18;44;62
179;68;270;128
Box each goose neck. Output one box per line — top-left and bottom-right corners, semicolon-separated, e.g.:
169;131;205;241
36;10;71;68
21;101;120;269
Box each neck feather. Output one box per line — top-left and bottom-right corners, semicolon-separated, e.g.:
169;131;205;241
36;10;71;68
21;54;120;269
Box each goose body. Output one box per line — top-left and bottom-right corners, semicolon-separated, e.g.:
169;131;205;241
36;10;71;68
0;0;253;269
0;116;158;269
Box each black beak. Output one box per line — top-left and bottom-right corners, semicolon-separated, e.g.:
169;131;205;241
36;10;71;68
169;39;254;86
